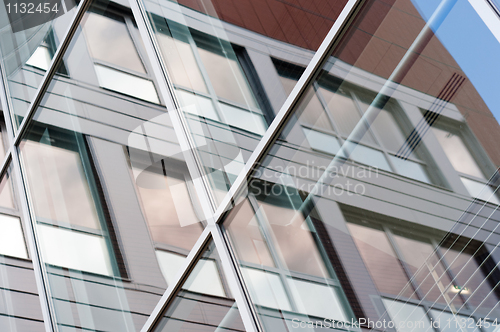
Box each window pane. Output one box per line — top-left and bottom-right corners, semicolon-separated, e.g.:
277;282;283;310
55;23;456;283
382;299;433;332
21;140;101;230
176;89;219;121
241;267;292;311
371;108;408;154
303;128;341;155
287;277;347;321
0;169;15;210
94;64;159;103
224;200;275;267
346;141;392;171
26;45;52;71
0;214;27;259
197;46;258;109
320;87;376;145
219;103;267;135
390;156;431;183
461;177;500;204
82;12;146;73
281;77;334;132
0;7;76;126
257;198;330;278
393;234;461;306
347;222;417;299
432;127;485;179
134;165;203;251
155;33;208;93
441;246;500;317
38;223;113;275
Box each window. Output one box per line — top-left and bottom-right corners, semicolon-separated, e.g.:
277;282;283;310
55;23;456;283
82;11;159;103
275;60;434;184
153;19;268;135
224;181;353;324
346;213;500;331
428;119;499;204
25;29;68;75
129;151;212;290
20;127;120;276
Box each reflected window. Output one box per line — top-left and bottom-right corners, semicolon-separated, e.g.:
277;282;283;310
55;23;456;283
347;222;417;299
430;122;499;203
82;12;159;103
154;20;268;135
131;155;207;286
134;166;203;251
21;127;119;276
275;61;433;184
347;213;500;329
224;183;353;324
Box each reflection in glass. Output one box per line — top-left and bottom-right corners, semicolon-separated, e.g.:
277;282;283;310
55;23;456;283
197;45;257;109
153;241;245;332
82;12;145;73
0;214;27;259
347;222;417;299
133;163;203;251
393;234;461;306
461;177;500;204
224;180;355;331
0;13;76;126
0;166;44;330
432;127;485;180
441;244;500;318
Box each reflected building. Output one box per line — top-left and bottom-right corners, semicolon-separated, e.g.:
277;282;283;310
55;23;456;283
1;0;500;331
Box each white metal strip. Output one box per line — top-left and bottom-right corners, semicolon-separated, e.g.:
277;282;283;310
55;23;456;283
13;0;95;147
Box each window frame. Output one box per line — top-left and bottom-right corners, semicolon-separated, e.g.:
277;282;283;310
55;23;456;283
152;16;270;136
21;124;127;277
274;59;438;185
81;6;163;105
223;181;358;325
425;112;499;203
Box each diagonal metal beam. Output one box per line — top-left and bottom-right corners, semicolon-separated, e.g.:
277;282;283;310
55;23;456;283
13;0;94;147
135;0;364;330
211;0;365;225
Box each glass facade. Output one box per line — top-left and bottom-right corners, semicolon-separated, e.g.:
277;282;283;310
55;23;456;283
1;0;500;331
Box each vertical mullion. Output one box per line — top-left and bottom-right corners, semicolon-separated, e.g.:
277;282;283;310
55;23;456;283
0;1;94;330
0;72;57;332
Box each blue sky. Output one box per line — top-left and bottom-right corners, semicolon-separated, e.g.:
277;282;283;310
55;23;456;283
410;0;500;124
